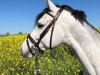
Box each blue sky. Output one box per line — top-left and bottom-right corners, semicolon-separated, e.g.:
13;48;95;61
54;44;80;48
0;0;100;34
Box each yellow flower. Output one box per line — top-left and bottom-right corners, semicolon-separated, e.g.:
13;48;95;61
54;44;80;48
10;68;15;71
16;73;20;75
2;73;5;75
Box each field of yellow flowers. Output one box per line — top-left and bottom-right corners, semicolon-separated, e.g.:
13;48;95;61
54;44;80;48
0;34;83;75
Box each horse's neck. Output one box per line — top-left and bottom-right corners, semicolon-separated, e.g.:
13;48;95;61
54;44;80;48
67;21;100;63
84;22;100;47
68;21;100;50
67;22;100;75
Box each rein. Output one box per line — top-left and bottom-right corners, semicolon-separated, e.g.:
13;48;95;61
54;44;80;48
26;8;63;75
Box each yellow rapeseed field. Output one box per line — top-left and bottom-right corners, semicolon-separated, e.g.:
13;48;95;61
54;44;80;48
0;34;83;75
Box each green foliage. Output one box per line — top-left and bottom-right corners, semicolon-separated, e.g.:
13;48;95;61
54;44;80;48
6;33;10;36
18;32;23;35
0;35;83;75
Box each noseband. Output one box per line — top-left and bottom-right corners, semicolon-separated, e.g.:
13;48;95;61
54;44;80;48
27;8;63;55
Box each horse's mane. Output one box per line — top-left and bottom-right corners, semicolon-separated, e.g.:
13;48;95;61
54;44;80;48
36;5;87;24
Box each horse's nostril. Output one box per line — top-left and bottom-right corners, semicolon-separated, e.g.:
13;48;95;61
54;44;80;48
21;52;27;58
21;48;25;57
21;48;28;58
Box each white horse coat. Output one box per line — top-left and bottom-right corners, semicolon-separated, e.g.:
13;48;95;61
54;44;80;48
21;0;100;75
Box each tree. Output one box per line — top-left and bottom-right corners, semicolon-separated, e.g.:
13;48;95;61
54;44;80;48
18;32;23;35
6;33;10;36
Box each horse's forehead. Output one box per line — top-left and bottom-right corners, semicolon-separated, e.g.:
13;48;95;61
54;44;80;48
38;13;53;25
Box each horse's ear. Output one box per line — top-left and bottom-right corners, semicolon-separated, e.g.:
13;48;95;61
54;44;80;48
46;0;57;12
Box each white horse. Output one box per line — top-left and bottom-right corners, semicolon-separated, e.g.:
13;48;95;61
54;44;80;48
21;0;100;75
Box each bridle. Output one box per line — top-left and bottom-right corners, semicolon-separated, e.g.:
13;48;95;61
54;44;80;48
26;8;63;56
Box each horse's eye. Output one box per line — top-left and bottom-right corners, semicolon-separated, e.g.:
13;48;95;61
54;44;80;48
37;23;44;28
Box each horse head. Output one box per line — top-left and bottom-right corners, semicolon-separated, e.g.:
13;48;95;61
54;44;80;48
21;0;87;58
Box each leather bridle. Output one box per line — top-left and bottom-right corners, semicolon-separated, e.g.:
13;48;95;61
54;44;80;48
26;8;63;55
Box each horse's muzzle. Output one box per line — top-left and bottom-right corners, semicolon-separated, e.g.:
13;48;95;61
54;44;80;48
21;48;27;58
